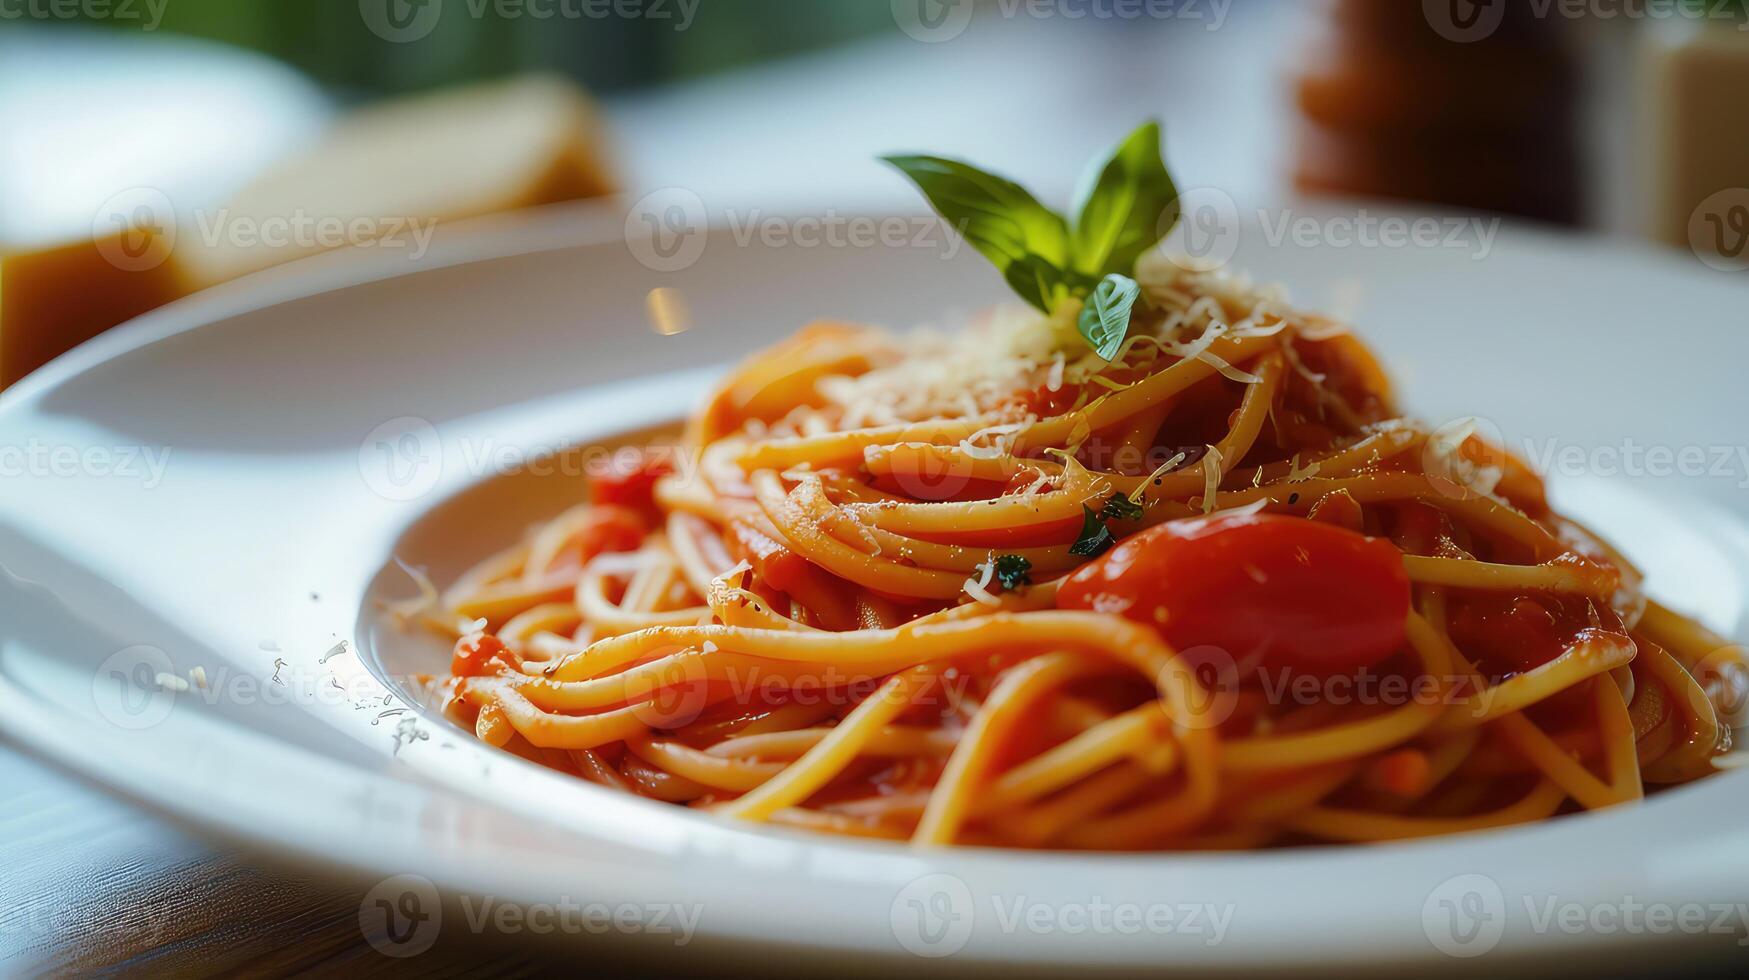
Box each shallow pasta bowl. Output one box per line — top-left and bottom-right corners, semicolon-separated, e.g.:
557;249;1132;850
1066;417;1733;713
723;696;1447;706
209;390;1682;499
2;201;1748;973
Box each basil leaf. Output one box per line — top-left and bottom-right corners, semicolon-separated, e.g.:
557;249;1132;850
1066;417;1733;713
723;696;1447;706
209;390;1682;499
1077;273;1141;362
1099;491;1144;523
1068;506;1115;558
1069;120;1181;278
993;554;1033;590
1001;254;1071;315
882;154;1072;312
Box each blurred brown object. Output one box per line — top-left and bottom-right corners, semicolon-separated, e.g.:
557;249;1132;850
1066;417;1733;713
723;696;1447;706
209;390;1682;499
1643;19;1749;255
0;74;616;392
1291;0;1585;225
0;232;184;391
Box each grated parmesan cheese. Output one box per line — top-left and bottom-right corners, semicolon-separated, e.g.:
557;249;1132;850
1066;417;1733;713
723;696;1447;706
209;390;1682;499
1200;445;1226;514
381;557;441;627
1285;455;1322;483
1131;450;1189;504
963;558;1001;607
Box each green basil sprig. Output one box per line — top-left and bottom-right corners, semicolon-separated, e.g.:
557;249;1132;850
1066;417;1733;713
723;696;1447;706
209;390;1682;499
883;121;1180;359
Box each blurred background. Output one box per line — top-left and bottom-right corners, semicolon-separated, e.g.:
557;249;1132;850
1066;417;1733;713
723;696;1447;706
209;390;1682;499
4;0;1748;392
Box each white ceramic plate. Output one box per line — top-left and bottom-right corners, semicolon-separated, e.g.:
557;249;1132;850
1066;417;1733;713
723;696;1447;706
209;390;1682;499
4;201;1748;973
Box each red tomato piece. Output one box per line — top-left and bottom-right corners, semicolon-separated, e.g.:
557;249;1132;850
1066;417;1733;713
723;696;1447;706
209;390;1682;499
1057;513;1410;676
451;632;520;678
575;505;648;565
726;516;857;629
590;449;673;515
1446;592;1618;676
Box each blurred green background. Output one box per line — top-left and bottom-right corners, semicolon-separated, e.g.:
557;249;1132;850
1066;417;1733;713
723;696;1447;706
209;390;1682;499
52;0;896;97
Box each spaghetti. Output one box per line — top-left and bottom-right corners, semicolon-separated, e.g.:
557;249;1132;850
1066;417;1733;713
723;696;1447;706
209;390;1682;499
413;254;1746;849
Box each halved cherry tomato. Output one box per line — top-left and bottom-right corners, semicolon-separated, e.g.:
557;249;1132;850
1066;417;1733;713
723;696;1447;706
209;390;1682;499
1057;513;1410;677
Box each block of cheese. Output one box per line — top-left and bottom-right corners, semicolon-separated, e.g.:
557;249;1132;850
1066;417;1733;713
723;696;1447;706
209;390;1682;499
0;74;616;390
174;74;617;289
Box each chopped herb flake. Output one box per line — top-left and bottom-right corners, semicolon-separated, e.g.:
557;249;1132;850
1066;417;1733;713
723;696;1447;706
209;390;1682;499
993;554;1033;590
1099;491;1144;522
1069;505;1116;558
